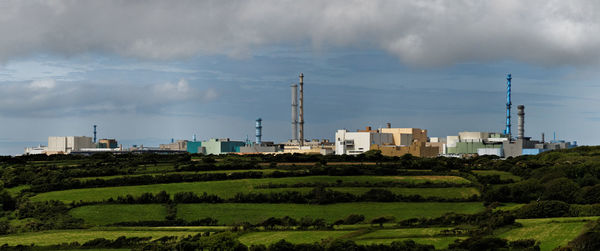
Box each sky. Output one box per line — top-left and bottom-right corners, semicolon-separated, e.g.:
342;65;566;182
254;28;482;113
1;0;599;155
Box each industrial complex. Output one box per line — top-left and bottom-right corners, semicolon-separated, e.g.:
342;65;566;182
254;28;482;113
23;73;576;158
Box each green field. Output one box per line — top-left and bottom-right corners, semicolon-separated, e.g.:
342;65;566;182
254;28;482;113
497;217;598;251
238;228;462;249
0;228;205;246
473;170;522;181
32;175;471;203
176;202;485;225
70;204;168;225
238;230;353;245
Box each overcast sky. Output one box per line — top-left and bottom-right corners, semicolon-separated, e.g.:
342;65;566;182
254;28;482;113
1;0;599;155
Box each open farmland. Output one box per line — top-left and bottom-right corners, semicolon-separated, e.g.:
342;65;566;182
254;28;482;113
4;147;600;249
175;202;485;225
31;175;472;203
497;217;599;251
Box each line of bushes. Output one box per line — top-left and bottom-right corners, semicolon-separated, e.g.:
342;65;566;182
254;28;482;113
72;188;479;207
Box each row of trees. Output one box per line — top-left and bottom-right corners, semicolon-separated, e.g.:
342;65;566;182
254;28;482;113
77;188;478;206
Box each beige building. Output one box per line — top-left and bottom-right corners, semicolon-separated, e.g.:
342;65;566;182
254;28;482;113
371;141;439;158
160;140;188;151
380;128;428;146
47;136;95;154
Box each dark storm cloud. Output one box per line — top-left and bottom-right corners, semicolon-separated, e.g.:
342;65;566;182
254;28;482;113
0;0;599;66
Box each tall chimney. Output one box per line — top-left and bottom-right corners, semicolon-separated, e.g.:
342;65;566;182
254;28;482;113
298;73;304;146
518;105;525;139
542;132;545;143
255;118;262;145
93;125;97;143
291;84;298;141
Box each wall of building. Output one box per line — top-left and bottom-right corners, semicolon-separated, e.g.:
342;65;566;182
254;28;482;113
186;141;203;154
47;136;94;154
380;128;427;145
161;140;188;151
371;141;439;157
335;130;394;155
239;144;279;153
447;141;502;154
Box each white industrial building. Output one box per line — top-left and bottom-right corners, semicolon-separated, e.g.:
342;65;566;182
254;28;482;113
24;145;48;155
335;129;394;155
47;136;95;154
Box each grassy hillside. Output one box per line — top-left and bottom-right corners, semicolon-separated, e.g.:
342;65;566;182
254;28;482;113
31;175;471;203
176;202;485;225
497;217;599;251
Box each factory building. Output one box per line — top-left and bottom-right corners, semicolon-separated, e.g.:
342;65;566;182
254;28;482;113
502;105;576;157
47;136;96;154
239;142;282;154
380;127;428;145
335;129;394;155
160;140;188;151
187;141;203;154
371;141;439;157
284;139;335;155
185;138;245;155
98;139;118;148
445;132;507;156
24;145;48;155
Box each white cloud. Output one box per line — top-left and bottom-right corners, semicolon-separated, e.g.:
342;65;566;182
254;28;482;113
0;1;599;66
28;79;56;89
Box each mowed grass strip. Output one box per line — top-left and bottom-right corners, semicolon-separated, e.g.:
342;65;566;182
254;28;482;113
32;175;471;203
238;231;353;245
70;204;167;226
498;217;598;251
176;202;484;225
0;229;203;246
353;227;452;240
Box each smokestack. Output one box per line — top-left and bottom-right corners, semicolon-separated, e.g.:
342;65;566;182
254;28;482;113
93;125;97;143
504;74;512;139
542;133;545;143
255;118;262;145
518;105;525;139
298;73;304;146
386;123;391;128
291;84;298;141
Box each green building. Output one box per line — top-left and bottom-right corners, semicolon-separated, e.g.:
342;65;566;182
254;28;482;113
186;138;245;155
187;141;203;154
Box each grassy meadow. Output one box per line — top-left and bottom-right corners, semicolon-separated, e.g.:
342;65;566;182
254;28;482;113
32;175;472;203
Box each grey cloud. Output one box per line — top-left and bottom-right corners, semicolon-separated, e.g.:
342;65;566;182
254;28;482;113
0;1;600;66
0;79;217;117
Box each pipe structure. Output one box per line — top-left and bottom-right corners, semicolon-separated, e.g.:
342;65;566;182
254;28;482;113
93;125;97;143
518;105;525;139
255;118;262;145
504;74;512;139
291;84;298;141
298;73;304;146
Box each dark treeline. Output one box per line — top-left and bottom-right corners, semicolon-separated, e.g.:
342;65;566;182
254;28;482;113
74;188;478;207
398;209;516;234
